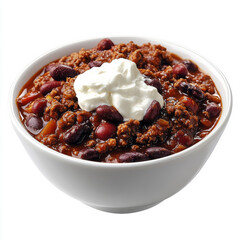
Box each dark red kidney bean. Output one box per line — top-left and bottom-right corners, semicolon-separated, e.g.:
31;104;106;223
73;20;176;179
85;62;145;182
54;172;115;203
206;102;221;118
173;63;188;78
143;100;161;123
118;152;148;163
145;147;172;159
178;82;205;102
96;105;123;122
179;96;198;114
88;61;103;68
181;60;198;73
95;122;117;141
188;85;205;101
50;64;78;81
178;81;190;94
144;78;162;94
44;63;60;73
32;99;47;116
25;114;43;133
97;38;114;51
79;148;100;161
63;123;91;145
40;81;62;95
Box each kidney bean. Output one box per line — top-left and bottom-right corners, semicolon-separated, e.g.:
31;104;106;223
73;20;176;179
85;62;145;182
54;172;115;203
50;64;78;81
63;122;91;145
79;148;100;161
177;81;205;102
143;100;161;123
188;85;205;101
182;60;198;73
44;63;59;73
25;114;43;133
144;78;162;94
97;38;114;50
40;81;62;95
88;61;103;68
179;96;198;114
96;105;123;122
173;63;188;78
118;152;148;163
95;122;117;141
178;81;190;94
145;147;172;159
32;99;47;116
206;102;221;118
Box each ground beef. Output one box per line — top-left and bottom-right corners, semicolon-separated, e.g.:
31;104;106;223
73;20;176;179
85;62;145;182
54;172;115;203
57;111;76;130
136;119;170;145
45;98;67;120
117;119;140;147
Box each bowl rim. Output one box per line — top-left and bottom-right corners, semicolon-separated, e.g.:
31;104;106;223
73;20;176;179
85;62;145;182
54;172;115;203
9;36;233;169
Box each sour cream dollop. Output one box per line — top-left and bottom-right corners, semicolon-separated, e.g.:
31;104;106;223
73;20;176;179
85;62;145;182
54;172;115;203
74;58;163;121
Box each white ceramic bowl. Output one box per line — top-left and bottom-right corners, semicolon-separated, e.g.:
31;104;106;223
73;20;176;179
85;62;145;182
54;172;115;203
9;37;232;213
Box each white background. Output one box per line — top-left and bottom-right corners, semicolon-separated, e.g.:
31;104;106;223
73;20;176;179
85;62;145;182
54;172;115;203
1;0;239;239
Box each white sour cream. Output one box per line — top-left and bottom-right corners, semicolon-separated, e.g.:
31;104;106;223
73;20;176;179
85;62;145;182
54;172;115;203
74;58;163;121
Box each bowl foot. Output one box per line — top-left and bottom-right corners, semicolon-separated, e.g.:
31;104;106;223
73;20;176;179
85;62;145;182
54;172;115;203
86;202;160;214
